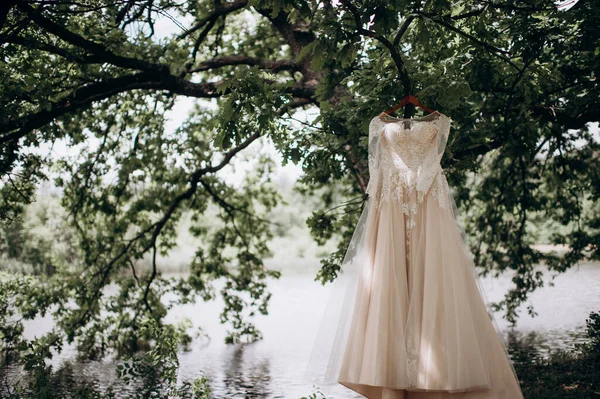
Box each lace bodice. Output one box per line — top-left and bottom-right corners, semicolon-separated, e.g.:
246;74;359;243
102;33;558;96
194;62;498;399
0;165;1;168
366;111;453;226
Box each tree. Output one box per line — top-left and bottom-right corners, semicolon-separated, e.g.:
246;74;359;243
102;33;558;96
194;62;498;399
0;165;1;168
0;0;599;369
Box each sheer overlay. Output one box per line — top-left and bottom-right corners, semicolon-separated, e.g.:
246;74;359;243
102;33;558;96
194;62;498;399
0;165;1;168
302;112;524;399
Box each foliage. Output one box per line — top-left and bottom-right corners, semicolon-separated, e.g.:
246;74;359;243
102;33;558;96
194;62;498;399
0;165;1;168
113;317;214;399
514;310;600;399
1;316;213;398
0;0;599;388
581;310;600;357
300;390;327;399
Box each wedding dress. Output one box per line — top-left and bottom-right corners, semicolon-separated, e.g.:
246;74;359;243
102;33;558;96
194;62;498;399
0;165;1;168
302;111;524;399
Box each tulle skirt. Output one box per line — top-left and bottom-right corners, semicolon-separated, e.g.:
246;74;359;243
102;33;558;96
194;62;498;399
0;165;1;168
303;187;524;399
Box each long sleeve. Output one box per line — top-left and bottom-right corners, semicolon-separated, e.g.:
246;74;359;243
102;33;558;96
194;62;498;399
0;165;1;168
415;115;452;201
365;116;384;198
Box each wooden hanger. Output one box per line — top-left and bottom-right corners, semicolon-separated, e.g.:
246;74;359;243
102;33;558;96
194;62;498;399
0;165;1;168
381;95;439;117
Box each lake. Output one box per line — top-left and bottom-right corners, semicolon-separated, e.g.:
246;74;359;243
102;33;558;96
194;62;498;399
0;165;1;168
2;261;599;398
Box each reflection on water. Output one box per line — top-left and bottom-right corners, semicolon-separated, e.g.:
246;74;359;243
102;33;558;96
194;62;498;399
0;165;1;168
222;344;272;398
2;262;599;398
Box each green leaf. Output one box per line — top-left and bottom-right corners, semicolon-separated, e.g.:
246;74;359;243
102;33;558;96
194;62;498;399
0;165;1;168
451;4;465;17
310;42;325;71
295;40;318;63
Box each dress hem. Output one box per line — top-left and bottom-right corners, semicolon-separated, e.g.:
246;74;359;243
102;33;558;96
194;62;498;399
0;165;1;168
339;381;491;394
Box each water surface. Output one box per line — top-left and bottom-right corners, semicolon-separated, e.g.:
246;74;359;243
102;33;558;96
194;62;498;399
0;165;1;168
2;261;598;398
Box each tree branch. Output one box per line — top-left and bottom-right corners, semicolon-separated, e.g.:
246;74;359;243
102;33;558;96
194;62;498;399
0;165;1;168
177;0;248;40
189;55;301;73
1;72;171;144
143;242;157;315
0;74;315;145
414;11;522;72
191;12;219;61
393;14;416;47
339;0;412;99
15;1;169;74
3;34;104;63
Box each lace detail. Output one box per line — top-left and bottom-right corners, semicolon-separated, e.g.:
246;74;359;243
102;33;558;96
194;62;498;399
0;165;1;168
406;320;419;387
404;192;418;387
430;171;450;210
366;112;452;230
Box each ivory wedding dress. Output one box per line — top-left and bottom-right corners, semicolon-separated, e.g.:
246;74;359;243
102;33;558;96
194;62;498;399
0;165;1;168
302;111;524;399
